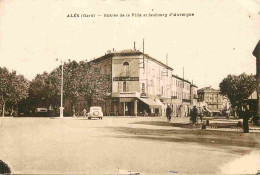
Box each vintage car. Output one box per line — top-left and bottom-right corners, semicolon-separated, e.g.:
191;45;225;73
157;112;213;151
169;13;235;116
35;108;48;117
88;106;103;120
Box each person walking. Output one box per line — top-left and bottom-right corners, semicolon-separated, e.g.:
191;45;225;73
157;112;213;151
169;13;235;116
166;105;172;122
191;106;198;124
83;108;87;118
242;103;250;133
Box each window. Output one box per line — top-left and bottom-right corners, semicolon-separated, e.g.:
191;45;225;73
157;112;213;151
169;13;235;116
142;83;145;93
123;81;127;92
123;62;129;76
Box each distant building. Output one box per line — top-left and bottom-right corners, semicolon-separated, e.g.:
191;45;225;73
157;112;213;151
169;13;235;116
190;84;198;107
197;87;223;114
222;96;231;111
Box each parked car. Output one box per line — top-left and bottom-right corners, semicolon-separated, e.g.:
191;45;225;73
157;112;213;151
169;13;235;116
35;108;48;117
88;106;103;120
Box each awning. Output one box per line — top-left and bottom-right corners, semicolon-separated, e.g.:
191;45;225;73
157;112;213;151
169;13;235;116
205;108;212;113
138;97;162;108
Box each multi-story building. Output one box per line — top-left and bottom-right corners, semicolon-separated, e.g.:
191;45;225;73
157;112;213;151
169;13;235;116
197;87;223;113
67;49;198;116
170;75;192;117
190;84;198;107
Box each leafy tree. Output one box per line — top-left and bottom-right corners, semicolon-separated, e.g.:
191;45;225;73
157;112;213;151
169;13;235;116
0;67;29;117
46;60;81;115
46;67;62;115
63;60;80;111
77;61;111;107
0;67;11;117
8;74;29;115
219;73;256;108
219;73;256;132
28;72;49;111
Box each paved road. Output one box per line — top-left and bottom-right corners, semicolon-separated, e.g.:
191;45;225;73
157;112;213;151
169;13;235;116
0;116;259;174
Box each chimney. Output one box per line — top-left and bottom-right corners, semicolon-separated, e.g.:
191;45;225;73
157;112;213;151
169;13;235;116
134;41;136;50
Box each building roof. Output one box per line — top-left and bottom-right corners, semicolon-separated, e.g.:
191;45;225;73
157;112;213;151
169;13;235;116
90;49;173;70
191;84;198;88
198;86;220;92
172;74;191;84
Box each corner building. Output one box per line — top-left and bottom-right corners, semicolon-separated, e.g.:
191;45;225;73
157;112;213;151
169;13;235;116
89;49;196;116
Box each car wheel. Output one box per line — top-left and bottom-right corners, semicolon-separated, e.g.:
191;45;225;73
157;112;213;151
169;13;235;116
88;117;91;120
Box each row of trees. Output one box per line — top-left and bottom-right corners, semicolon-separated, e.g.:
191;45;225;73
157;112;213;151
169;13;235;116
0;60;111;117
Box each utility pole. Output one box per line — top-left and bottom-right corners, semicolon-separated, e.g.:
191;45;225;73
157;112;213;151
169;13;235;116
183;66;184;80
60;60;64;118
143;38;145;70
166;53;168;76
56;58;64;118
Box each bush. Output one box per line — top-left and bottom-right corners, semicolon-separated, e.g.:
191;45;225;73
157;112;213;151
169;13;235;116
0;160;11;174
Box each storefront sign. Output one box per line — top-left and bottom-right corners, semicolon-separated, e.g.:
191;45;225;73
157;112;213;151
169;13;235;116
113;77;139;81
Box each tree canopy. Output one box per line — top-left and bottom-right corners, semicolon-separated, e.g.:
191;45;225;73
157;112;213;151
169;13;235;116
0;67;29;116
219;73;256;107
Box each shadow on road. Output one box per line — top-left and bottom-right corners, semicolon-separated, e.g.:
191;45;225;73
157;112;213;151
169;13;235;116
109;125;260;153
130;121;242;129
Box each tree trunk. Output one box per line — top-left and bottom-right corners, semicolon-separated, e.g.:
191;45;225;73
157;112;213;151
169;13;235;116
2;102;5;117
11;106;14;116
243;117;249;133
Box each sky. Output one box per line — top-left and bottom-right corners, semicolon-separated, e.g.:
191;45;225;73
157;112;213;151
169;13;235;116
0;0;260;89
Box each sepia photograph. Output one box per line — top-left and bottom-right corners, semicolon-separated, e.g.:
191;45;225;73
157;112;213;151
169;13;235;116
0;0;260;174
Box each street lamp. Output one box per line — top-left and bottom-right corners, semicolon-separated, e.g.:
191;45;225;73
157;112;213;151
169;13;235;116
56;58;64;118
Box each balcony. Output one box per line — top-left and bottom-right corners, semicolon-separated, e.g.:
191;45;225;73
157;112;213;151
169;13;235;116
111;92;140;98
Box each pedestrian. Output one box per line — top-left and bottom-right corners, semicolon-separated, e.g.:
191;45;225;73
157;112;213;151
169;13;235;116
226;108;230;120
166;105;172;122
200;107;205;123
242;103;250;133
72;106;76;117
83;108;87;118
191;106;198;124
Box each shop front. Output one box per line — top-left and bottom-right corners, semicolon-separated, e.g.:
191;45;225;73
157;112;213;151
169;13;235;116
137;97;162;116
